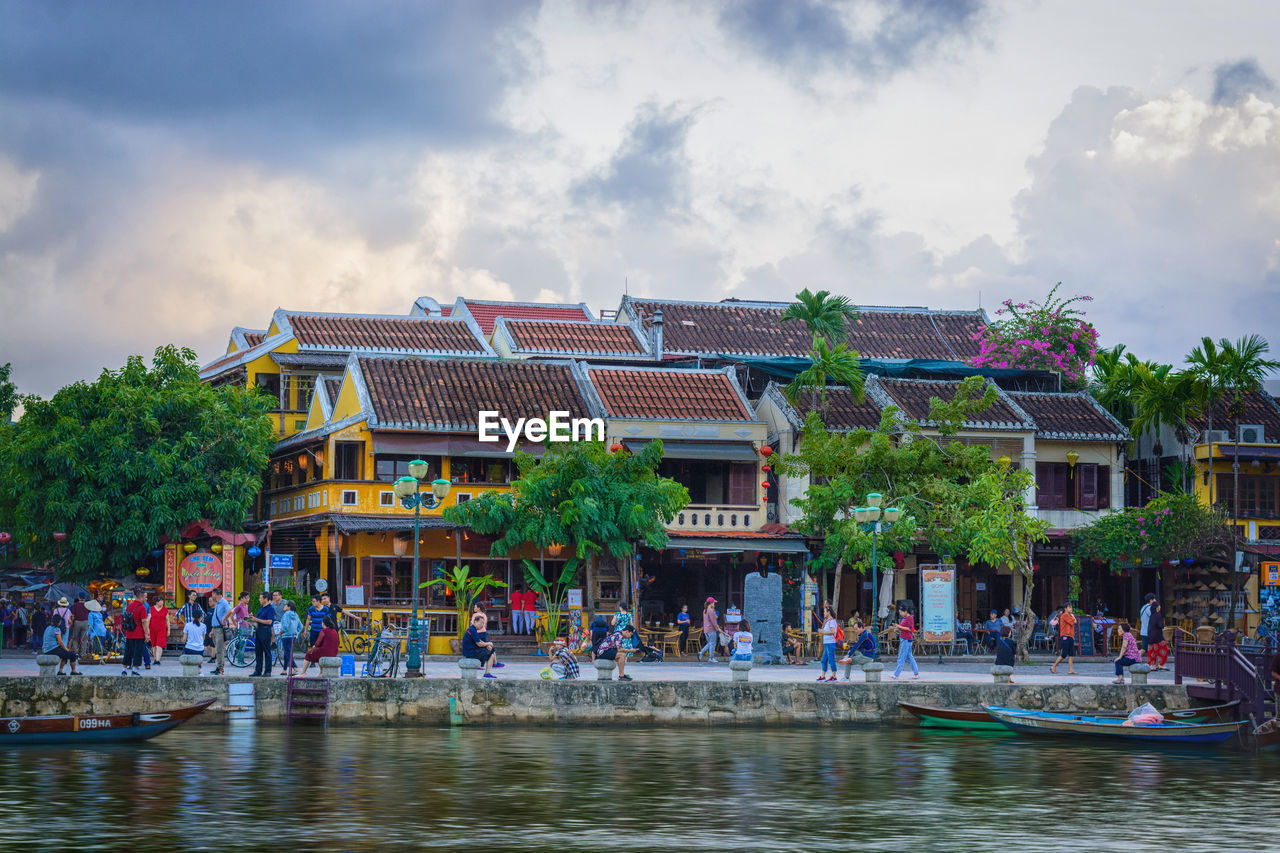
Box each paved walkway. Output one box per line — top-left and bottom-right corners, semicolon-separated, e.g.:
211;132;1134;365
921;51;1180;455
0;649;1176;686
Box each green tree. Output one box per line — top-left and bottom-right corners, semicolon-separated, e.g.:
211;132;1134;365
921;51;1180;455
776;376;1049;652
1073;493;1232;575
784;333;864;416
1131;363;1203;493
0;346;275;579
1186;336;1229;506
443;440;689;637
0;362;16;423
780;288;858;343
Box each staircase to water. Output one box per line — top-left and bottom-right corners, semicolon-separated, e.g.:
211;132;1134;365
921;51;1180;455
1174;632;1276;735
286;676;329;723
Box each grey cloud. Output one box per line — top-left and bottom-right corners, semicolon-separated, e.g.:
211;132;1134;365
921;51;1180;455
718;0;985;80
1211;58;1275;106
572;103;698;216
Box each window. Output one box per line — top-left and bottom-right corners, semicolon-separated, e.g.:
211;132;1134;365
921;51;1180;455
455;493;472;505
380;491;394;507
449;457;512;484
335;442;362;480
1037;462;1110;510
374;455;442;483
341;490;357;506
293;375;315;412
1216;474;1279;518
372;559;415;605
256;373;281;406
660;460;757;506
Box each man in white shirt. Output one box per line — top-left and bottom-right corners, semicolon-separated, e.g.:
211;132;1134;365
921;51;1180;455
1139;593;1156;652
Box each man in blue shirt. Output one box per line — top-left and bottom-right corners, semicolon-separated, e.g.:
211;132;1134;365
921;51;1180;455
248;592;276;677
208;588;232;675
305;595;328;649
983;610;1002;651
838;619;878;680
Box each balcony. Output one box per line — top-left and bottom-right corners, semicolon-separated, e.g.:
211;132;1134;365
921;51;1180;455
671;505;763;532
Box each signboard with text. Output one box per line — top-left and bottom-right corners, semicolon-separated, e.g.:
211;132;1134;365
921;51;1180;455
1263;562;1279;587
179;551;223;592
920;566;956;643
269;553;294;570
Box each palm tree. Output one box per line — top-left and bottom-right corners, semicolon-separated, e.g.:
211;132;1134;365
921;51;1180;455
785;334;864;417
1187;337;1230;510
781;288;858;344
1132;365;1202;494
1090;345;1139;426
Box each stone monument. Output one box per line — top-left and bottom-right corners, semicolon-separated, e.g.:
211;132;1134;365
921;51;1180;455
743;570;783;664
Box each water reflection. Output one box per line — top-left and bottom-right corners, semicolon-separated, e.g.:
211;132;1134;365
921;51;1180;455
0;725;1274;851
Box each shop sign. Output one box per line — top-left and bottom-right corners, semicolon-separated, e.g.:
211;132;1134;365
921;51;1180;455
1263;562;1279;587
179;551;222;592
270;553;294;570
921;568;955;643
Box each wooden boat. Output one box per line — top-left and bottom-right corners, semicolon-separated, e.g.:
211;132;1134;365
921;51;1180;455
982;705;1247;745
1254;719;1280;751
900;699;1238;731
0;699;215;745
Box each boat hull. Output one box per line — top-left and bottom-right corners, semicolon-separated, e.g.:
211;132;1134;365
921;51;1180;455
898;702;1008;731
0;699;215;746
982;705;1245;744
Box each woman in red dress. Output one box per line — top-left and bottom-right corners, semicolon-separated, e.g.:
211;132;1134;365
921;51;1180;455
148;593;170;666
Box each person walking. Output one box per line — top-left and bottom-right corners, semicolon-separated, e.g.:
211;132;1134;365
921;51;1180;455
1145;602;1169;671
182;610;207;674
207;588;231;675
891;603;920;679
148;594;170;666
280;601;303;676
52;597;73;636
1113;622;1141;684
122;589;149;676
13;601;29;650
248;592;276;677
1050;603;1078;675
818;605;839;681
69;594;90;656
84;599;107;660
1139;593;1156;653
699;596;721;662
31;605;47;655
676;604;690;652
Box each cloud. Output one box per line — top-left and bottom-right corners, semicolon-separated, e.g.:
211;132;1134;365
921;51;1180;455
1211;58;1275;106
571;103;700;217
718;0;986;81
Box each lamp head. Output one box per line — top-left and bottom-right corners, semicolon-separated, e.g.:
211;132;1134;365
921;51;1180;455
431;478;451;501
883;506;902;523
854;507;869;523
866;492;883;508
867;505;882;521
408;459;430;480
393;476;418;499
997;455;1011;468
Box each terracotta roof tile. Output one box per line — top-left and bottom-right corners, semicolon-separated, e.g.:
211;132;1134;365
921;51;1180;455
504;320;647;355
1006;392;1129;441
285;314;486;354
461;301;591;335
626;298;988;360
243;332;265;348
589;368;753;420
1188;390;1280;440
358;358;593;430
871;377;1030;429
796;387;883;430
322;377;342;404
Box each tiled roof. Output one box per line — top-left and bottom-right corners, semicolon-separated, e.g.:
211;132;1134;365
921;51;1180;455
588;367;754;421
322;377;342;404
502;319;648;356
1187;390;1280;441
1006;391;1130;441
623;297;988;359
460;300;592;335
243;332;265;348
284;313;487;354
357;357;594;431
868;376;1033;430
796;387;883;431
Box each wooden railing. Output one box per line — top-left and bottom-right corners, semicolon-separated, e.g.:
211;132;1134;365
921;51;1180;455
1174;632;1276;726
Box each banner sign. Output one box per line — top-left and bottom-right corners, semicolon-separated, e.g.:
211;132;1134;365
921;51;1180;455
164;545;178;594
1262;562;1279;587
921;567;955;643
270;553;293;570
221;543;237;601
179;551;222;592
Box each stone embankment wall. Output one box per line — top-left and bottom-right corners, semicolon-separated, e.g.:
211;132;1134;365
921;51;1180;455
0;676;1191;726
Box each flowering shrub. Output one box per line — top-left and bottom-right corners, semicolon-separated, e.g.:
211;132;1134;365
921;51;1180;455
1072;493;1231;572
970;283;1099;390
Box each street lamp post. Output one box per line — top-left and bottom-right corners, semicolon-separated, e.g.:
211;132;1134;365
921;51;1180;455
393;462;451;678
855;493;902;636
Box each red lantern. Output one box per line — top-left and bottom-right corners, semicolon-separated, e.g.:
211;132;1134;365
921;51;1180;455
609;443;623;453
760;446;773;458
53;532;67;541
761;464;771;473
760;481;769;490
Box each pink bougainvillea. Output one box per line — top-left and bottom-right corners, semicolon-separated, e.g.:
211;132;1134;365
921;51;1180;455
969;283;1098;390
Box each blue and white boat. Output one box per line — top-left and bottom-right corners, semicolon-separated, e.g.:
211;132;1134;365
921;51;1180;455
982;705;1246;745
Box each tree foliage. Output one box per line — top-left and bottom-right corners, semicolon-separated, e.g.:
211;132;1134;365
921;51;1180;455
971;283;1098;390
784;333;864;414
0;362;16;423
780;288;858;344
1072;492;1232;570
0;346;275;579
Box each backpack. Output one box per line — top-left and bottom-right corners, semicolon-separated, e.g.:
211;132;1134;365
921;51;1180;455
835;623;845;644
122;605;137;632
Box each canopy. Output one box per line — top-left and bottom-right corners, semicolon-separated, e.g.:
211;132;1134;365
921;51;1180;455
43;581;92;603
663;535;810;554
725;355;1059;387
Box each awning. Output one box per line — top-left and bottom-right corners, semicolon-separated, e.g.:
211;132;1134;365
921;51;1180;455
1218;446;1280;460
662;535;810;554
622;439;757;462
330;515;459;534
371;433;544;458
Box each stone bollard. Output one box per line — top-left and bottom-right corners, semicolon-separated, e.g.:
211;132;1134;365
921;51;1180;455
179;654;203;677
319;657;343;678
729;658;753;682
991;665;1014;684
458;658;481;679
36;655;60;676
1128;663;1151;685
862;662;885;683
594;658;617;681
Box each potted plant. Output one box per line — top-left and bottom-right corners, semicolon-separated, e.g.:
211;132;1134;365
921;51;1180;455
421;564;507;653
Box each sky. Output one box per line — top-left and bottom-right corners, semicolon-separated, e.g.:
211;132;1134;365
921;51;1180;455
2;0;1279;397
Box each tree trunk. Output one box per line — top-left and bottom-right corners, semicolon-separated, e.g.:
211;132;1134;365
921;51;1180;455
1016;557;1037;664
830;556;845;616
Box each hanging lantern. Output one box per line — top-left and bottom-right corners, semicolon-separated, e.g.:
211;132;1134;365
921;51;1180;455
760;446;773;458
761;464;771;473
247;546;262;559
53;532;67;542
609;443;623;453
183;542;197;554
760;480;770;490
210;542;223;554
546;542;564;557
393;535;409;557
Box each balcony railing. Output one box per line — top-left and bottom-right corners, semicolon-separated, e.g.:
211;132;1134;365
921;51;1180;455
672;505;762;532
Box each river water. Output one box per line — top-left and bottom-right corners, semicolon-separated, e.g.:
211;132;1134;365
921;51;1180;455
1;723;1275;851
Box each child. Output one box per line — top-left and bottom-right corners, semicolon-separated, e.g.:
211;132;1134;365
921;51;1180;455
1113;621;1140;684
819;606;839;681
890;603;920;680
782;623;803;665
731;618;753;662
182;610;207;674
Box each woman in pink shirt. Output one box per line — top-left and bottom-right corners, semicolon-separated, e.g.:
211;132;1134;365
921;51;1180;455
1113;622;1141;684
890;603;920;679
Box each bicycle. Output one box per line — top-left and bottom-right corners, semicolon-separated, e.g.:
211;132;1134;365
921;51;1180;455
227;627;278;670
364;628;401;678
338;624;371;657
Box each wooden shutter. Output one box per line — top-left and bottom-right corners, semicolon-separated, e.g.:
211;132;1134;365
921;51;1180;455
1097;466;1110;509
360;557;373;608
1036;462;1053;509
1077;463;1099;511
727;463;756;506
